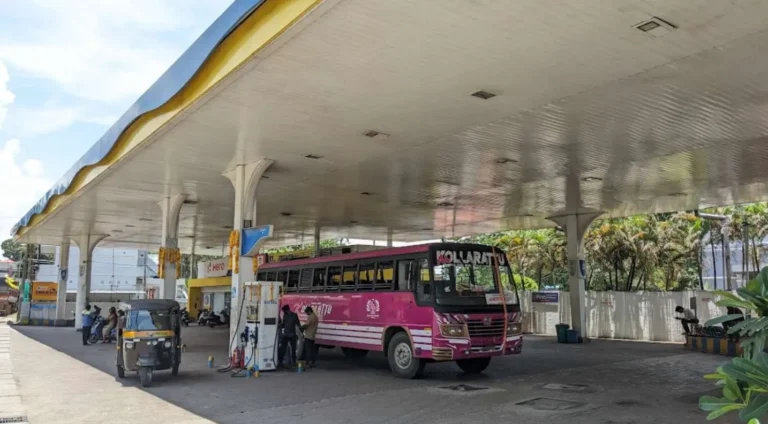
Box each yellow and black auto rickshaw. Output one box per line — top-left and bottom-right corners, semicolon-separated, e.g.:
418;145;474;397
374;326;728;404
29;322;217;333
116;299;181;387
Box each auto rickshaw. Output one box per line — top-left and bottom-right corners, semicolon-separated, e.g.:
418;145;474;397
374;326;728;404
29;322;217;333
116;299;181;387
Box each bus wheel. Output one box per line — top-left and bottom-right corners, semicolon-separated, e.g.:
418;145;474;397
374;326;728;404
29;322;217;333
387;332;425;379
456;357;492;374
341;347;368;358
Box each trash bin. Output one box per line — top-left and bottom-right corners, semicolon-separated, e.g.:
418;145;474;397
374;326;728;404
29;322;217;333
567;329;580;344
555;324;569;343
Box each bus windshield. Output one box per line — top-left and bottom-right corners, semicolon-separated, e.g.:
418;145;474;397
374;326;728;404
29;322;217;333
432;248;518;306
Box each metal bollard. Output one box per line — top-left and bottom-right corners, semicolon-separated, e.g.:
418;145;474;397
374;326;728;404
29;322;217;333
208;356;214;368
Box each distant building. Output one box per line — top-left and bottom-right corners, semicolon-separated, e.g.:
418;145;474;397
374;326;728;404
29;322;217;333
0;259;15;278
36;246;157;293
701;239;768;290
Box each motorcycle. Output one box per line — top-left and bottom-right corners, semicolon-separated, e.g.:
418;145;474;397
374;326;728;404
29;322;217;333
181;308;190;327
197;309;211;326
207;309;229;328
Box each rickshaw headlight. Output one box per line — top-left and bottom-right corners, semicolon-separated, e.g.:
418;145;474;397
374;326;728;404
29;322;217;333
125;341;134;350
164;341;172;348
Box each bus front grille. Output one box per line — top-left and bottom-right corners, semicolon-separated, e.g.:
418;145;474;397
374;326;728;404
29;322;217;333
466;319;505;338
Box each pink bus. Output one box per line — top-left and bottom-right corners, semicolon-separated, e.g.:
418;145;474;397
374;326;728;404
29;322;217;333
257;243;522;378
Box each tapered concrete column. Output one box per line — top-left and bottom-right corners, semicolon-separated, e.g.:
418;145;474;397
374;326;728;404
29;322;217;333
74;234;107;329
547;212;600;339
224;159;274;354
55;242;70;326
159;194;186;299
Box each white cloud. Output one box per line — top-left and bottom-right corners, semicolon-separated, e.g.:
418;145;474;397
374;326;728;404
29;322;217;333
4;103;118;137
0;61;14;129
0;0;233;104
0;139;51;240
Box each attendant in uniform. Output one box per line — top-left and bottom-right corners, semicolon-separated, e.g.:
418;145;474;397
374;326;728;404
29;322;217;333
81;304;94;346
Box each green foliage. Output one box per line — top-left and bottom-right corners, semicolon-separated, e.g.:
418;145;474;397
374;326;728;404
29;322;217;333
513;274;538;291
1;239;23;262
459;203;768;292
700;268;768;421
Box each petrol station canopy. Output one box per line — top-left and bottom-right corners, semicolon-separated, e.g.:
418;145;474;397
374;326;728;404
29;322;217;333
12;0;768;254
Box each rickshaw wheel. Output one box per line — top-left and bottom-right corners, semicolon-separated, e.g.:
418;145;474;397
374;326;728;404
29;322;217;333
117;365;125;379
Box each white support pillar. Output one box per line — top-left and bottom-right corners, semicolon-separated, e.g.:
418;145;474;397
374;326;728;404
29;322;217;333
55;242;70;326
386;230;393;247
74;234;107;330
547;212;600;339
224;159;274;355
314;227;321;256
159;194;186;300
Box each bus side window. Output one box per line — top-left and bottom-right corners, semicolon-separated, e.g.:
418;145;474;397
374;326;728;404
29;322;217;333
265;272;275;281
256;272;265;280
341;264;357;291
277;271;288;286
327;266;342;290
397;260;414;291
299;268;313;291
375;261;394;291
416;259;433;303
358;263;375;290
287;270;300;291
312;267;327;291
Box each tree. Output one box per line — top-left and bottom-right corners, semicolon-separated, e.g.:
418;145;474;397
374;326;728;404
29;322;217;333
1;239;23;262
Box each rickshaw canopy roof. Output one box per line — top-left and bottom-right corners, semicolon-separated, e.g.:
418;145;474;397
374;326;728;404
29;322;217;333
120;299;180;312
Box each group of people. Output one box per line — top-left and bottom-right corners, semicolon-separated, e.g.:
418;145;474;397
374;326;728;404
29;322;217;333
80;304;124;346
675;305;744;335
277;305;318;369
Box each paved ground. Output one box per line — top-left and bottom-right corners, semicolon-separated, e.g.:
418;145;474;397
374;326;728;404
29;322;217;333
6;323;739;424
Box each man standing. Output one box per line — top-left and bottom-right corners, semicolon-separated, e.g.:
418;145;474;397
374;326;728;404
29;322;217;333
675;305;698;334
301;306;319;367
81;304;94;346
278;305;300;367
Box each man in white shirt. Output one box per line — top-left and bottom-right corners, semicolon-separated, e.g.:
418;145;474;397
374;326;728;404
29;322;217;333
675;306;698;334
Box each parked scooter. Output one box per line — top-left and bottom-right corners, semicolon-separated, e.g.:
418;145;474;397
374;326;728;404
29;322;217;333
181;308;190;327
207;309;229;328
197;309;211;326
89;315;106;344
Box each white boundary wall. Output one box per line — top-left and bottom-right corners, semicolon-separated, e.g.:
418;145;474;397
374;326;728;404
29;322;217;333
520;291;726;343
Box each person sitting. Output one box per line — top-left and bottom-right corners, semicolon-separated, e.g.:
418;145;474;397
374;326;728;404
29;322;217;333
675;306;698;334
102;307;117;343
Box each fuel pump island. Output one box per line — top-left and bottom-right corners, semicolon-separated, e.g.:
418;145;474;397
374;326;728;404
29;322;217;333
242;281;283;372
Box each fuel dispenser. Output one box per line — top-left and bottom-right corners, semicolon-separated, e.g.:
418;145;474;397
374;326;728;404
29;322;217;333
243;281;282;372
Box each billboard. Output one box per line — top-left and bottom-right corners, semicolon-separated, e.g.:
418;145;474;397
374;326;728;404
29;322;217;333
31;282;58;302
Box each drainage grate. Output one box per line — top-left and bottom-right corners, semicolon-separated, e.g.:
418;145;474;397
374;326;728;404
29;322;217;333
542;383;589;392
516;397;582;411
440;384;489;392
0;416;28;424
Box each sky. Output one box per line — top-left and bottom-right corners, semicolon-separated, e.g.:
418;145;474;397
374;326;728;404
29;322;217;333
0;0;234;253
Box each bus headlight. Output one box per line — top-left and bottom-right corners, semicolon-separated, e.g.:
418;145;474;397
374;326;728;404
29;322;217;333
507;322;522;335
440;324;468;338
125;341;134;350
164;341;172;348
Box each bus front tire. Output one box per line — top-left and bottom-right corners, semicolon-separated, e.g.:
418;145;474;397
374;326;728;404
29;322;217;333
342;347;368;358
456;357;492;374
387;332;425;379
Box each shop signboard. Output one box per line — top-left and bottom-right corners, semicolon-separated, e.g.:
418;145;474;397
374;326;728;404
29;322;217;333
197;258;228;279
31;282;57;302
531;292;559;303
